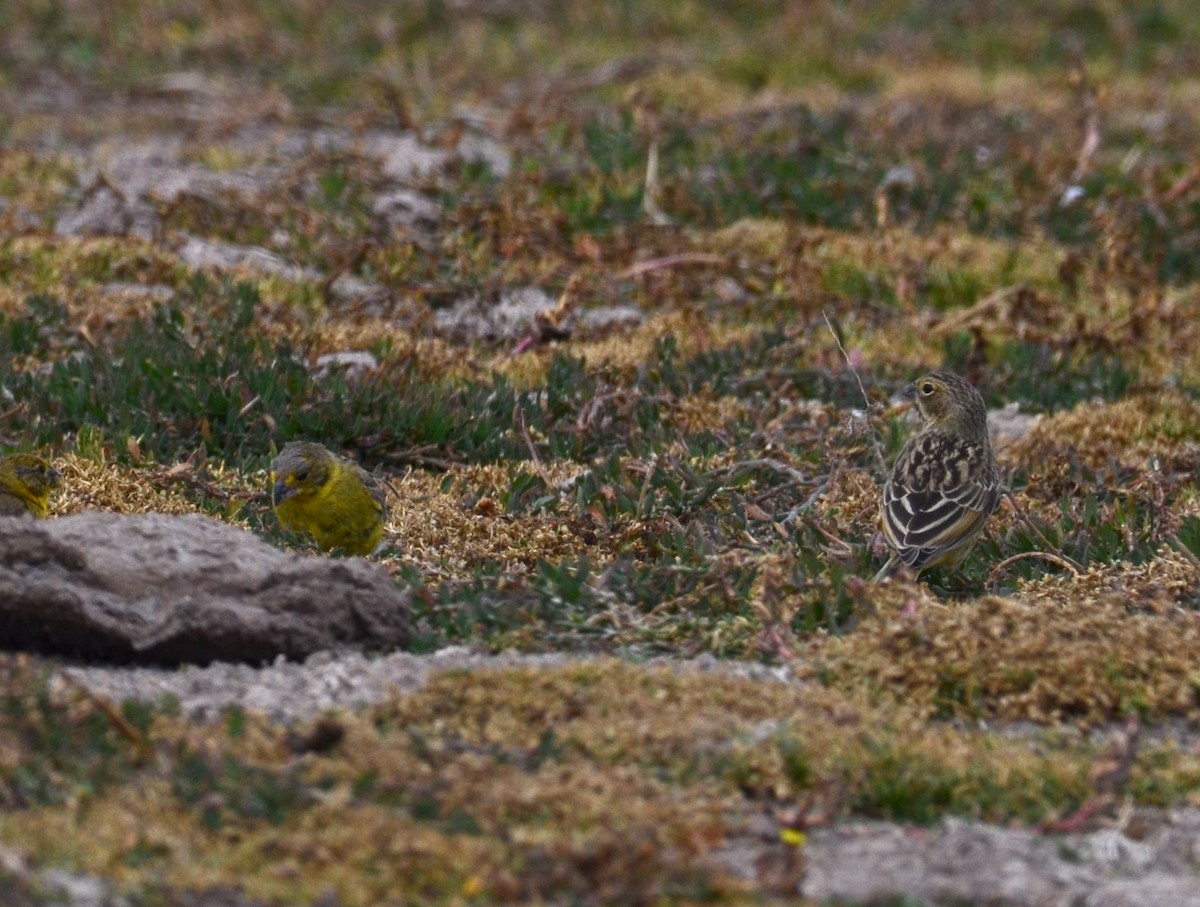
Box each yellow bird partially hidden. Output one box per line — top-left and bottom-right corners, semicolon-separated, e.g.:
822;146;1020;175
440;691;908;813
0;454;61;519
270;441;388;556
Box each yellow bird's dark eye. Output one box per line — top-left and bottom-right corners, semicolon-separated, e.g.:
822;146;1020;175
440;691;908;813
920;382;935;396
295;467;309;482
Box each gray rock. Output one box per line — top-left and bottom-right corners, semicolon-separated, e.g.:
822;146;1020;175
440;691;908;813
176;235;310;281
798;814;1200;906
989;400;1043;447
54;182;160;239
175;237;384;299
67;650;788;724
372;188;440;231
38;869;117;907
434;286;558;342
97;139;279;204
327;274;387;304
0;846;130;907
360;131;449;180
454;131;512;178
312;350;379;384
577;304;645;335
0;512;411;665
98;282;176;303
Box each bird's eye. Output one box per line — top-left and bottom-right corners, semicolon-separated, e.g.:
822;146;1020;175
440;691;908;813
920;382;935;396
295;468;309;482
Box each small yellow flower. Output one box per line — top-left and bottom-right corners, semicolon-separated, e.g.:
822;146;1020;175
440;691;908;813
461;876;484;897
779;827;807;846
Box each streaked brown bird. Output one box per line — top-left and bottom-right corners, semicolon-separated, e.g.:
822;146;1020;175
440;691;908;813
874;371;1001;582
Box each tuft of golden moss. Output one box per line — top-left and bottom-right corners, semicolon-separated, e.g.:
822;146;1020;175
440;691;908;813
815;550;1200;724
1008;392;1200;472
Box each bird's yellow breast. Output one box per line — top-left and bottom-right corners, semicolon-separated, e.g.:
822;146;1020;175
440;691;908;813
274;462;385;556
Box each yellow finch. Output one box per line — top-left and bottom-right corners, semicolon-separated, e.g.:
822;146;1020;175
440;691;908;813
0;454;61;518
270;441;388;556
874;371;1001;582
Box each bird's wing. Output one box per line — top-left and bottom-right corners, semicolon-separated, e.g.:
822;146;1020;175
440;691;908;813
882;434;1000;569
353;463;389;517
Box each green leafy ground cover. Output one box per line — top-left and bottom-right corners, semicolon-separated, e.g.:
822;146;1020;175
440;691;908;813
3;0;1200;903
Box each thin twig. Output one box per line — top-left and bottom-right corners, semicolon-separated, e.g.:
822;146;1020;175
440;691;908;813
987;551;1083;587
562;56;659;94
821;310;886;476
380;465;412;504
382;448;460;471
1070;67;1102;184
617;253;725;279
58;670;154;763
152;467;259;503
782;473;832;526
642;138;671;226
720;457;808;484
1004;488;1086;573
813;522;854;556
516;406;546;478
1162;164;1200;204
1166;533;1200;569
751;480;807;507
931;285;1022;336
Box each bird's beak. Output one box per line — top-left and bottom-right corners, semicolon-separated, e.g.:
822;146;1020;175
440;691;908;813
901;383;918;401
273;477;295;505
